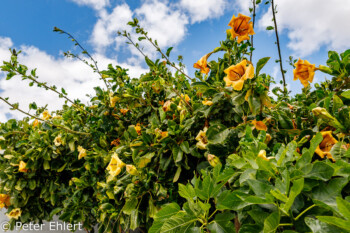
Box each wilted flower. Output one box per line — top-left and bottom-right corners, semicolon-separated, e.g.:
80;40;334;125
265;133;272;144
224;60;254;91
202;99;213;106
252;120;267;131
195;128;208;150
18;161;28;172
228;13;255;43
111;138;121;147
6;208;21;220
163;100;172;112
293;59;317;88
77;146;87;160
193;53;211;74
126;165;138;176
54;135;63;147
315;131;338;162
207;154;221;167
0;194;11;209
106;153;126;177
42;110;51;121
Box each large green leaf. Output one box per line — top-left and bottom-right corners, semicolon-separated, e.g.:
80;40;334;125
207;213;235;233
160;212;197;233
316;216;350;231
263;212;280;233
256;57;270;76
305;217;343;233
149;203;181;233
305;161;334;181
281;178;304;215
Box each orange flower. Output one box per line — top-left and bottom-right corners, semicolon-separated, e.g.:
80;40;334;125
293;59;317;87
193;53;211;74
32;119;40;127
120;109;129;115
224;60;254;90
0;194;11;208
228;13;255;43
18;161;28;173
111;138;120;147
252;120;267;131
315;131;338;162
135;123;142;135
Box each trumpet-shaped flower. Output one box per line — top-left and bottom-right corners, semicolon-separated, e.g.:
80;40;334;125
315;131;338;162
193;53;211;74
293;59;317;87
77;146;87;160
19;161;28;172
252;120;267;131
106;153;126;177
195;128;208;150
54;135;63;147
42;110;51;121
228;13;255;43
207;154;221;167
0;194;11;209
224;60;254;91
6;208;21;220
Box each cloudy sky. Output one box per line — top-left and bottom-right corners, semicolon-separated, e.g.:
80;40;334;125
0;0;349;122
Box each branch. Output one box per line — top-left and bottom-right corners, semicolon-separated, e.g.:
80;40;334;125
271;0;287;92
53;27;111;90
250;0;256;62
0;97;91;136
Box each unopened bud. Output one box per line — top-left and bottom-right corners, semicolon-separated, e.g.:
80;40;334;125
298;135;310;147
318;65;333;75
265;133;272;144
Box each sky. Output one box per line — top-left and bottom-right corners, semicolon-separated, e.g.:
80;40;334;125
1;0;350;122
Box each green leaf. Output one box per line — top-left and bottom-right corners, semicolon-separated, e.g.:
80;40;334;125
281;178;304;214
333;95;344;114
195;175;214;200
336;197;350;219
266;26;274;30
305;161;334;181
263;212;280;233
256;57;270;76
207;213;235;233
216;191;250;211
305;217;343;233
145;56;155;67
206;124;229;144
122;198;138;215
178;183;196;200
341;90;350;99
149;203;181;233
166;47;173;57
160;212;197;233
316;216;350;231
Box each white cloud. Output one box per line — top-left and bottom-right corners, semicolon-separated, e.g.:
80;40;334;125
179;0;227;23
258;0;350;56
233;0;253;15
91;4;133;54
0;36;147;122
69;0;110;10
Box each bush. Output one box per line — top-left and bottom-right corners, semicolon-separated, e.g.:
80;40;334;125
1;10;350;233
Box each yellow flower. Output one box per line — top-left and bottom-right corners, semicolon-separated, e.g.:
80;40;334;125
6;208;21;220
126;165;138;176
257;150;269;161
252;120;267;131
106;153;126;177
42;110;51;121
265;133;272;144
0;136;5;141
0;194;11;209
109;92;119;107
180;94;190;103
32;119;40;127
224;60;254;91
228;13;255;43
315;131;338;162
293;59;317;88
161;131;168;138
135;123;142;135
120;109;129;115
77;146;87;160
207;154;221;167
195;128;208;150
163;100;172;112
193;53;211;74
54;135;63;147
18;161;28;173
202;99;213;106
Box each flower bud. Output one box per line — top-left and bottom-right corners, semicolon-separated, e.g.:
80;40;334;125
265;133;272;144
312;107;344;129
258;150;269;161
318;65;333;75
126;165;138;176
207;154;221;167
297;135;310;147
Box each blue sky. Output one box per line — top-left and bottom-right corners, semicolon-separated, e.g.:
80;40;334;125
0;0;349;121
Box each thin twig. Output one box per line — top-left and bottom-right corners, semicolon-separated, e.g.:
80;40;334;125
54;27;111;90
271;0;287;92
0;96;91;136
250;0;256;62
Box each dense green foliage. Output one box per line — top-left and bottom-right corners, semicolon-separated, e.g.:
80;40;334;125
1;13;350;233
